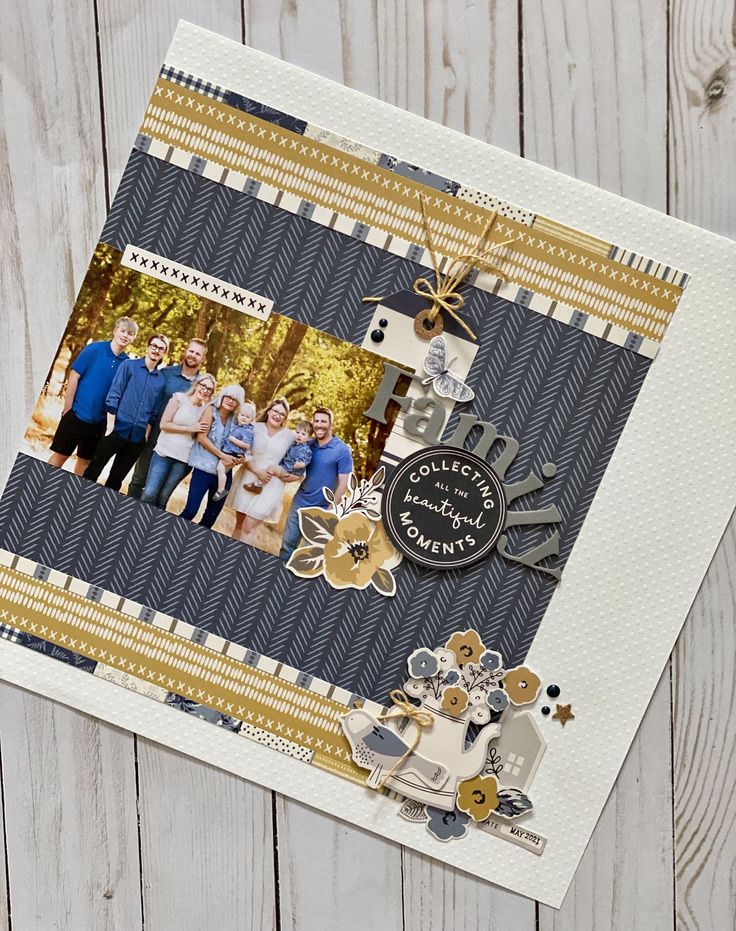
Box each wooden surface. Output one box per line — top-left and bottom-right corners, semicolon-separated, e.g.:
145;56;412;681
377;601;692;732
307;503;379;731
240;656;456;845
0;1;734;927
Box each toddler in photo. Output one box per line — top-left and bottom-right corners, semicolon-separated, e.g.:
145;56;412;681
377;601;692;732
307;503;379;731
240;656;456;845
271;420;313;478
213;402;256;501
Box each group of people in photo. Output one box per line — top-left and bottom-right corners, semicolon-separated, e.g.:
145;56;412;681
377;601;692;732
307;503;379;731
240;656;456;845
47;317;354;559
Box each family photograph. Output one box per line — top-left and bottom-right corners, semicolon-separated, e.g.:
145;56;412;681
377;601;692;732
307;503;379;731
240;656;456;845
24;243;405;557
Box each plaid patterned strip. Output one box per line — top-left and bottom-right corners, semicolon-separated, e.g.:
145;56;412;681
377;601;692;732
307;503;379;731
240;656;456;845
0;621;19;642
159;64;227;102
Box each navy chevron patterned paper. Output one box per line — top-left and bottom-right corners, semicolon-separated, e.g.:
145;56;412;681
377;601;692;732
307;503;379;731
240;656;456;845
0;144;650;703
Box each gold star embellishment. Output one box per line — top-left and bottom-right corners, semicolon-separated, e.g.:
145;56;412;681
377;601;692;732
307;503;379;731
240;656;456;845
552;703;575;727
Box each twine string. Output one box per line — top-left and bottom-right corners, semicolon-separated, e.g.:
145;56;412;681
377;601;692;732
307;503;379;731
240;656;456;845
364;194;513;340
376;688;435;789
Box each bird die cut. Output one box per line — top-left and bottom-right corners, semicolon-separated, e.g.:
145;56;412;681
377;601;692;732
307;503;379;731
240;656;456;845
340;628;543;844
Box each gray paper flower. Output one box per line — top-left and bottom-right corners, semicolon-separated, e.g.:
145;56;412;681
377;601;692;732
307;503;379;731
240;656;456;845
494;788;534;819
407;648;439;679
486;688;509;713
426;806;470;842
479;649;503;672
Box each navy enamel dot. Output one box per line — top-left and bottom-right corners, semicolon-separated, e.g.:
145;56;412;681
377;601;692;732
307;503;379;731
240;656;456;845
370;329;385;343
541;706;551;716
378;318;388;328
546;684;561;698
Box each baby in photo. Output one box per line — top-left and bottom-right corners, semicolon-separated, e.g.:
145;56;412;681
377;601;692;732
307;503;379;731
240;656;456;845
213;402;256;501
270;420;313;478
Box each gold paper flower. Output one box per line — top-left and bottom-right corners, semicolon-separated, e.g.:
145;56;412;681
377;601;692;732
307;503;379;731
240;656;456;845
445;629;485;666
503;666;542;705
323;512;396;588
287;507;401;596
456;774;499;822
440;686;469;717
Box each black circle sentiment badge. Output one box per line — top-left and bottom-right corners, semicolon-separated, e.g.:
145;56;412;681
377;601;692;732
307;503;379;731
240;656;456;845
381;446;507;570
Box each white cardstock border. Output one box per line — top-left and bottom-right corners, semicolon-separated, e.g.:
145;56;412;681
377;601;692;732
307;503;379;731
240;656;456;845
1;21;735;908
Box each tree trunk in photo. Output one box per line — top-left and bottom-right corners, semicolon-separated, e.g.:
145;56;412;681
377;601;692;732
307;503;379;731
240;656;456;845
150;295;177;332
105;265;134;324
248;320;308;407
65;259;122;366
239;314;281;392
365;417;387;476
43;341;70;397
194;298;218;342
207;308;229;382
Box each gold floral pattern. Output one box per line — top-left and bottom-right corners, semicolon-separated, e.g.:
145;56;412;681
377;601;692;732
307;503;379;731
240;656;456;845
287;506;402;596
456;774;499;821
445;629;485;666
440;686;469;717
503;666;542;705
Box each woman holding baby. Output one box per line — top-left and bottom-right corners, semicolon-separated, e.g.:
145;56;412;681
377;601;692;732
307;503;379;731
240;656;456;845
180;383;246;528
227;397;303;544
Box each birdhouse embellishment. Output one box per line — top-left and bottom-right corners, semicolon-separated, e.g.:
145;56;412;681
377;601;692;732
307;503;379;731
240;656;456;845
341;629;544;843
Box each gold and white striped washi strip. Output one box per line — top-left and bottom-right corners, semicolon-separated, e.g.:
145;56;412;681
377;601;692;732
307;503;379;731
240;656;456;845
0;548;550;852
131;132;666;357
136;77;684;353
0;549;385;782
158;64;688;290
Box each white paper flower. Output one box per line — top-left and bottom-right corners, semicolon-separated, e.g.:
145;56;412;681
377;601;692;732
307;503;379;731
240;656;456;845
467;686;486;706
403;677;432;702
469;704;491;725
435;648;458;671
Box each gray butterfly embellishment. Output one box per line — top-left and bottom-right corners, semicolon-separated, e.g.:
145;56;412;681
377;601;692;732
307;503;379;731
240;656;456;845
421;335;475;402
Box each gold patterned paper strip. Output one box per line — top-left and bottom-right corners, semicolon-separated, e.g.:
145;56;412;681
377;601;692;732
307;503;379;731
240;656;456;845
0;563;365;781
158;64;687;288
312;751;372;785
138;78;684;344
530;215;613;258
485;221;678;339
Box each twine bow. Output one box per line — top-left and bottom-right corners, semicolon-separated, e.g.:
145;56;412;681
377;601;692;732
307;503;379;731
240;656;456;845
376;688;435;789
365;194;512;340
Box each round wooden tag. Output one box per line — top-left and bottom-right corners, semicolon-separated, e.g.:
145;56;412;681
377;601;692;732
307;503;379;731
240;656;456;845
413;308;444;340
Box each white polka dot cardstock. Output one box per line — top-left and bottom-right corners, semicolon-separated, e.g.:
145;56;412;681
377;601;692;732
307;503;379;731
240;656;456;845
0;22;734;908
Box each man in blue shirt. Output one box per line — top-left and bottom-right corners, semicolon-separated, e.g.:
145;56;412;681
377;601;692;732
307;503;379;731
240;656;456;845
83;334;169;491
48;317;139;474
279;407;354;560
127;337;207;499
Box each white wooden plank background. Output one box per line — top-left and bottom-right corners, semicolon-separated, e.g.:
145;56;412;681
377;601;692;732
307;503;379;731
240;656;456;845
0;1;733;928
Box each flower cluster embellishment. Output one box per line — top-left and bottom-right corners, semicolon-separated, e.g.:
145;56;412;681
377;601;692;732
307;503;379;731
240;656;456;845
286;468;402;596
403;630;530;727
343;628;544;846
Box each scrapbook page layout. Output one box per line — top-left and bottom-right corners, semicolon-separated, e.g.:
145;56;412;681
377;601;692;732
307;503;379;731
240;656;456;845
1;23;734;907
